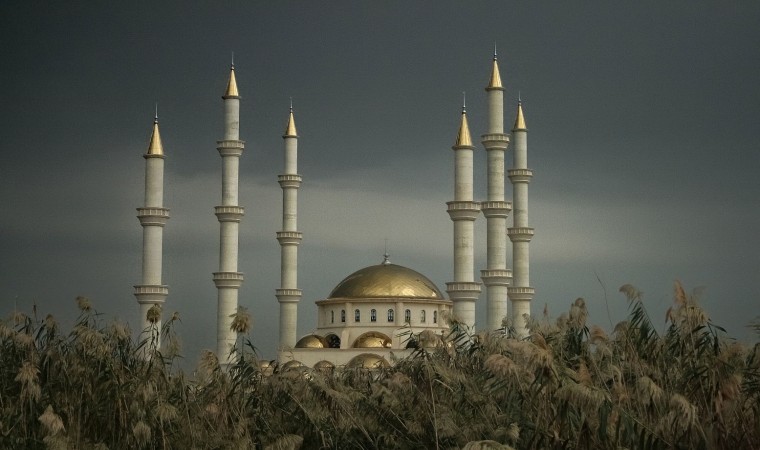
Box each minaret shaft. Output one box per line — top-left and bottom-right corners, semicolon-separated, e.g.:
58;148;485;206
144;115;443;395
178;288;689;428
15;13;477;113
134;118;169;347
481;56;512;332
507;103;533;338
214;67;245;364
276;108;302;351
446;108;481;329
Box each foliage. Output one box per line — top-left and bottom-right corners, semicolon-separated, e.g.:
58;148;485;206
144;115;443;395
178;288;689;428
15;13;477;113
1;283;758;449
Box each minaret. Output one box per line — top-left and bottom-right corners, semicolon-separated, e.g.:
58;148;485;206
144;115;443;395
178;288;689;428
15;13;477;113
507;98;533;337
134;110;170;346
480;50;513;332
276;101;303;351
446;95;481;329
213;61;245;363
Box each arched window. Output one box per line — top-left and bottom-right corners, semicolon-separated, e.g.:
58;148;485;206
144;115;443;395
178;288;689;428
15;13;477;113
405;309;411;323
370;309;377;322
387;309;394;322
341;310;346;323
433;310;438;324
331;310;334;323
421;310;426;323
355;309;361;322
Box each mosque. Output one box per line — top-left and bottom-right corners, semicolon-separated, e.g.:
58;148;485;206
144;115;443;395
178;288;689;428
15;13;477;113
133;51;534;369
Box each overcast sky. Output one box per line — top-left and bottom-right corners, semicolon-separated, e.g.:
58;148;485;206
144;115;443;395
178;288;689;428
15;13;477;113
2;2;759;363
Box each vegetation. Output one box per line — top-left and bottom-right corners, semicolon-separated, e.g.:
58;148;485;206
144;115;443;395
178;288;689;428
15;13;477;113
1;283;758;449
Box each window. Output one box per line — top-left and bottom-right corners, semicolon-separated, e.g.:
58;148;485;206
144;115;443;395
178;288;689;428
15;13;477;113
421;310;426;323
433;311;437;324
331;310;334;323
405;309;411;323
341;310;346;323
387;309;394;322
355;309;361;322
370;309;377;322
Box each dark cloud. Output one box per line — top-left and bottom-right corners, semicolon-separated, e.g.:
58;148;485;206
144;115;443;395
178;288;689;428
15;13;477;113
2;2;759;364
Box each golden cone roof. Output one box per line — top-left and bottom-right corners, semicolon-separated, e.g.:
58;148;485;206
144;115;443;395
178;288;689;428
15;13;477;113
455;110;473;147
488;58;503;89
328;263;444;300
147;118;163;155
224;66;239;97
513;101;527;130
284;108;297;136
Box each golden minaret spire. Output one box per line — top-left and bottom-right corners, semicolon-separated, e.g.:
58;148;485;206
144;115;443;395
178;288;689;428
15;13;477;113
284;97;297;136
147;104;164;155
513;93;527;130
456;92;473;146
488;43;503;89
224;53;239;98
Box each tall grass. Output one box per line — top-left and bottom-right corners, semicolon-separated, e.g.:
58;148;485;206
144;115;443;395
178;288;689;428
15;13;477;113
1;283;758;449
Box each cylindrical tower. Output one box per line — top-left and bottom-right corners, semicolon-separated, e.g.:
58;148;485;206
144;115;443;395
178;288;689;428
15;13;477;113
213;63;245;364
276;104;303;351
507;99;533;338
480;51;512;332
134;112;170;347
446;99;481;329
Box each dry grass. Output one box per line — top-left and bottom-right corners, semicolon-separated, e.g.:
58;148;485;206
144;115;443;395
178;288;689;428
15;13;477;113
1;283;759;449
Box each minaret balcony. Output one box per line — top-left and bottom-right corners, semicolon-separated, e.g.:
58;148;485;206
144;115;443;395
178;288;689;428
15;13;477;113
215;206;245;222
276;289;303;303
278;174;302;188
507;286;535;301
136;207;170;226
216;140;245;157
134;285;169;303
446;201;480;221
507;227;534;242
508;169;533;183
277;231;303;245
481;269;512;286
481;133;509;150
445;281;482;300
481;201;512;218
213;272;244;288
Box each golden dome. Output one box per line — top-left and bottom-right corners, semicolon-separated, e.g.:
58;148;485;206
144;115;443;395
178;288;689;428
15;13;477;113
281;360;304;370
328;263;444;299
313;360;335;371
352;331;392;349
347;353;390;369
295;334;328;348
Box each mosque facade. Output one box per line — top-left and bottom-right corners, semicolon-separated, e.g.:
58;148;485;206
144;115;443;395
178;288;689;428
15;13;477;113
134;51;533;369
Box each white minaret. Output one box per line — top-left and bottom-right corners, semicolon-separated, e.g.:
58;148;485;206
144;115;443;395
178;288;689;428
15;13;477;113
507;98;533;337
276;102;303;351
480;50;512;332
446;96;481;329
213;62;245;363
134;110;170;346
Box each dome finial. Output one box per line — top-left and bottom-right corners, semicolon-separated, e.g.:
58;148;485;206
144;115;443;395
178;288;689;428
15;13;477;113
154;102;158;124
231;51;234;69
382;239;391;265
462;91;466;112
493;41;497;60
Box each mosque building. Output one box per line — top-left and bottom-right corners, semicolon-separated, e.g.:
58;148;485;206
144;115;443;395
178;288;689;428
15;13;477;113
134;51;534;369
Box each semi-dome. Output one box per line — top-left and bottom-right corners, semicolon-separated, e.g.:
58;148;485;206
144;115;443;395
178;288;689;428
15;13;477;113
295;334;328;348
347;353;390;369
328;262;444;299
